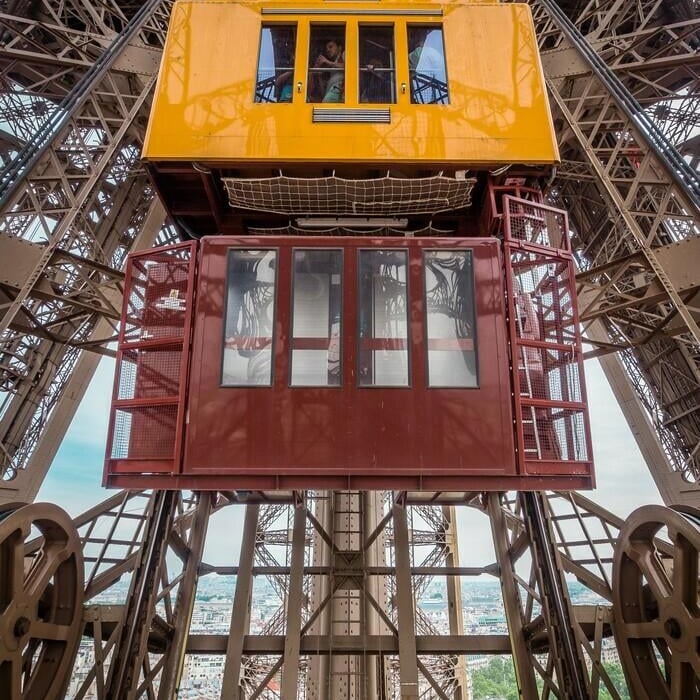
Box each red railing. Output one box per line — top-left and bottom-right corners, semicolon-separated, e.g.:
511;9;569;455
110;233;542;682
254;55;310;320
104;241;197;480
501;195;593;477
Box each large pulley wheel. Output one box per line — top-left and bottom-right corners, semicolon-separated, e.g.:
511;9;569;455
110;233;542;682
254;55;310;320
0;503;84;700
612;504;700;699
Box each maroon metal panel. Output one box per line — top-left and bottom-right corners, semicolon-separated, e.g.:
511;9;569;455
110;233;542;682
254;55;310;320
105;472;595;491
502;195;594;481
103;241;197;482
182;236;516;488
104;230;594;490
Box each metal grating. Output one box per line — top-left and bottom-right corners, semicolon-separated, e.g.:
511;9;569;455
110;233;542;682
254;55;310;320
122;249;192;343
503;196;592;475
116;348;183;401
522;407;589;463
111;405;178;461
222;174;476;216
504;195;570;251
105;241;197;476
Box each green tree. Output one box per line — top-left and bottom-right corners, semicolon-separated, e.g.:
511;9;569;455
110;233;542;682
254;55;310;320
471;657;519;699
598;662;630;700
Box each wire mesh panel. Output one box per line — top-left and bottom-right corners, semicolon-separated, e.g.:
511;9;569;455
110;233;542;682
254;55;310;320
104;241;197;481
503;195;570;251
122;247;193;342
111;405;179;461
116;348;184;400
503;197;592;477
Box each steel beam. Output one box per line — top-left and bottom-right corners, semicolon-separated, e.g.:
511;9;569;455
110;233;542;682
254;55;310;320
280;499;306;699
393;500;419;700
221;504;259;700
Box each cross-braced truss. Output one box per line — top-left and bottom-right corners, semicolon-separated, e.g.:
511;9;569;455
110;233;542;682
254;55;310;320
0;0;698;698
5;488;691;699
528;0;700;504
0;0;177;503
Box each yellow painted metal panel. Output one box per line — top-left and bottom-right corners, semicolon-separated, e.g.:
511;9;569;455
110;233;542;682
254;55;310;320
143;1;559;166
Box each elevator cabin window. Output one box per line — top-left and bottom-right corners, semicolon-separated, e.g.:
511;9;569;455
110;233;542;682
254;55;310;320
359;25;396;103
290;250;343;386
308;25;346;103
222;250;277;386
255;25;297;103
408;26;448;104
358;249;409;387
424;251;477;387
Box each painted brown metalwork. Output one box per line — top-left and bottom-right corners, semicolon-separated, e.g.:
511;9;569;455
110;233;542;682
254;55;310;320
0;0;698;697
103;231;594;491
0;502;84;699
612;504;700;699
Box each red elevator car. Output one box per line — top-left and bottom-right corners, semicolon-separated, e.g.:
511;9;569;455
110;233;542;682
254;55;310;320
104;196;594;491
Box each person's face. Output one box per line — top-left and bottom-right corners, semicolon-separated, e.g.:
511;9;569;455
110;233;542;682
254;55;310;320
325;41;340;60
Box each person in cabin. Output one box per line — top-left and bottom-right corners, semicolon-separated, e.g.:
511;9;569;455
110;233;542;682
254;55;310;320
360;57;392;103
311;38;345;103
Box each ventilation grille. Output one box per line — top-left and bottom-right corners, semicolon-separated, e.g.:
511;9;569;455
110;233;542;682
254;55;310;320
313;108;391;123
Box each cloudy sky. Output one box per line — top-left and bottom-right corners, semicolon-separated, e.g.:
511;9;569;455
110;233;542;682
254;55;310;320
37;357;662;565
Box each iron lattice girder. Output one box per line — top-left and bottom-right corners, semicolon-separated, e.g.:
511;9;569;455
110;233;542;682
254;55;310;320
529;0;700;498
9;489;691;698
0;0;174;497
0;0;696;508
48;489;635;699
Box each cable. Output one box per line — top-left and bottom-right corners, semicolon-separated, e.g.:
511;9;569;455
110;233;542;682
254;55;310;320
538;0;700;211
0;0;164;210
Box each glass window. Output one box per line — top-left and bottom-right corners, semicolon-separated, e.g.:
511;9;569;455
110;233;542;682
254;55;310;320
358;250;409;387
308;25;346;103
407;26;449;104
290;250;343;386
359;25;396;104
255;25;296;103
424;251;477;387
222;250;277;386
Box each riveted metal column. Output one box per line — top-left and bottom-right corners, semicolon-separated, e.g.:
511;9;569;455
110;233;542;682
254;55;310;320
392;498;419;700
363;490;386;699
520;492;590;699
280;497;307;699
221;504;260;700
443;505;466;700
157;492;213;700
106;490;177;700
488;493;539;699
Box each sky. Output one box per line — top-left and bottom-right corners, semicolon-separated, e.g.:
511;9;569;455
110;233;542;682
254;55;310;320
37;356;662;566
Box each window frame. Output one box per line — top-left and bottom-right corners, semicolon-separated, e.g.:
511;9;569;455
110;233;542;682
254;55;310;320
289;247;344;388
422;248;480;389
254;23;299;104
356;247;412;389
407;23;450;105
220;247;279;388
358;23;398;105
306;22;348;104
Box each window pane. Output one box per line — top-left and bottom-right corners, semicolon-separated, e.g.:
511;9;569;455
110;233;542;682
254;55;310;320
291;250;343;386
424;251;477;387
358;250;409;386
222;250;276;386
359;25;395;104
408;26;449;104
308;25;346;103
255;25;296;103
